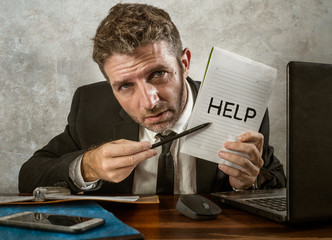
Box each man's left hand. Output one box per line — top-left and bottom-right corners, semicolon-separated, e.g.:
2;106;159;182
218;131;264;190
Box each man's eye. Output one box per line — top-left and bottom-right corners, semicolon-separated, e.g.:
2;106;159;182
154;71;165;77
120;83;133;90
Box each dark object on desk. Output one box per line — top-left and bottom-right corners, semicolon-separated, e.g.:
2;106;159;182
176;194;221;220
0;211;104;233
213;61;332;225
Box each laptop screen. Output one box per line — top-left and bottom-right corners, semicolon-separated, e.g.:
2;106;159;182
287;61;332;223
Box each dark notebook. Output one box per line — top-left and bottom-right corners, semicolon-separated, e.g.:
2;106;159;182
212;61;332;224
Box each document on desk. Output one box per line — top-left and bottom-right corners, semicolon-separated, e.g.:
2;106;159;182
0;195;139;204
181;47;277;169
0;187;159;204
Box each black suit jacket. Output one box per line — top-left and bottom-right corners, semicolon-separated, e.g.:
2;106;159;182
19;78;286;194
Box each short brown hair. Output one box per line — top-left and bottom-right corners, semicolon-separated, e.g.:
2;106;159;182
92;3;183;77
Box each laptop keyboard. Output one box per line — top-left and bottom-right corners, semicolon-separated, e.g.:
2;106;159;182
245;197;286;211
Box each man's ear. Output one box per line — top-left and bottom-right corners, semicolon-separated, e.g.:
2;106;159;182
181;48;191;78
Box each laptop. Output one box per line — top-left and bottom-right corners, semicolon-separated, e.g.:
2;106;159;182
212;61;332;224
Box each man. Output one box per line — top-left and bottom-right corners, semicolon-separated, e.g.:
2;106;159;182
19;3;286;195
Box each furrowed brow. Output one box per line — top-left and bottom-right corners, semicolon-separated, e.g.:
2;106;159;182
147;65;167;74
110;64;168;88
110;79;130;89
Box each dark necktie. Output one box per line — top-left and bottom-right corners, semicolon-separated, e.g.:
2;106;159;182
156;132;176;194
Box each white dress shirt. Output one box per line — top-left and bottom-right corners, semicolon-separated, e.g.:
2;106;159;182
69;80;196;194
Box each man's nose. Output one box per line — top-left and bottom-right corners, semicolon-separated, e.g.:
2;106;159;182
139;82;159;109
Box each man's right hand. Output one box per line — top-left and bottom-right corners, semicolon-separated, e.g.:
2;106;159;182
81;139;157;183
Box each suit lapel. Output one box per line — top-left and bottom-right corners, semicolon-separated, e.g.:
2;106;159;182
113;109;140;141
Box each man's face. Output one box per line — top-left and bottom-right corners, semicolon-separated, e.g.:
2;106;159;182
104;41;191;133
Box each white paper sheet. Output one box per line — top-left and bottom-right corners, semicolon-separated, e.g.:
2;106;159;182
181;47;277;169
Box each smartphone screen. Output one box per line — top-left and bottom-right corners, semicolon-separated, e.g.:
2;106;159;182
0;211;105;233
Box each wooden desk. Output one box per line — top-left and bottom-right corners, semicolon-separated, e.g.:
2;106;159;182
100;195;332;240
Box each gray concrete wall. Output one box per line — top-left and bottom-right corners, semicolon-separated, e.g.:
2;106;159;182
1;0;331;192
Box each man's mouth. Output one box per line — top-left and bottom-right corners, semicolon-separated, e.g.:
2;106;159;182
145;110;169;123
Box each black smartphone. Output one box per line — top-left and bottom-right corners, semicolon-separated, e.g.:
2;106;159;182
0;211;105;233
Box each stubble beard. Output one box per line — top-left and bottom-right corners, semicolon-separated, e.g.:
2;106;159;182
129;80;187;133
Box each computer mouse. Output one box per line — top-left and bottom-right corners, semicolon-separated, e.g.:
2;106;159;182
176;194;222;220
